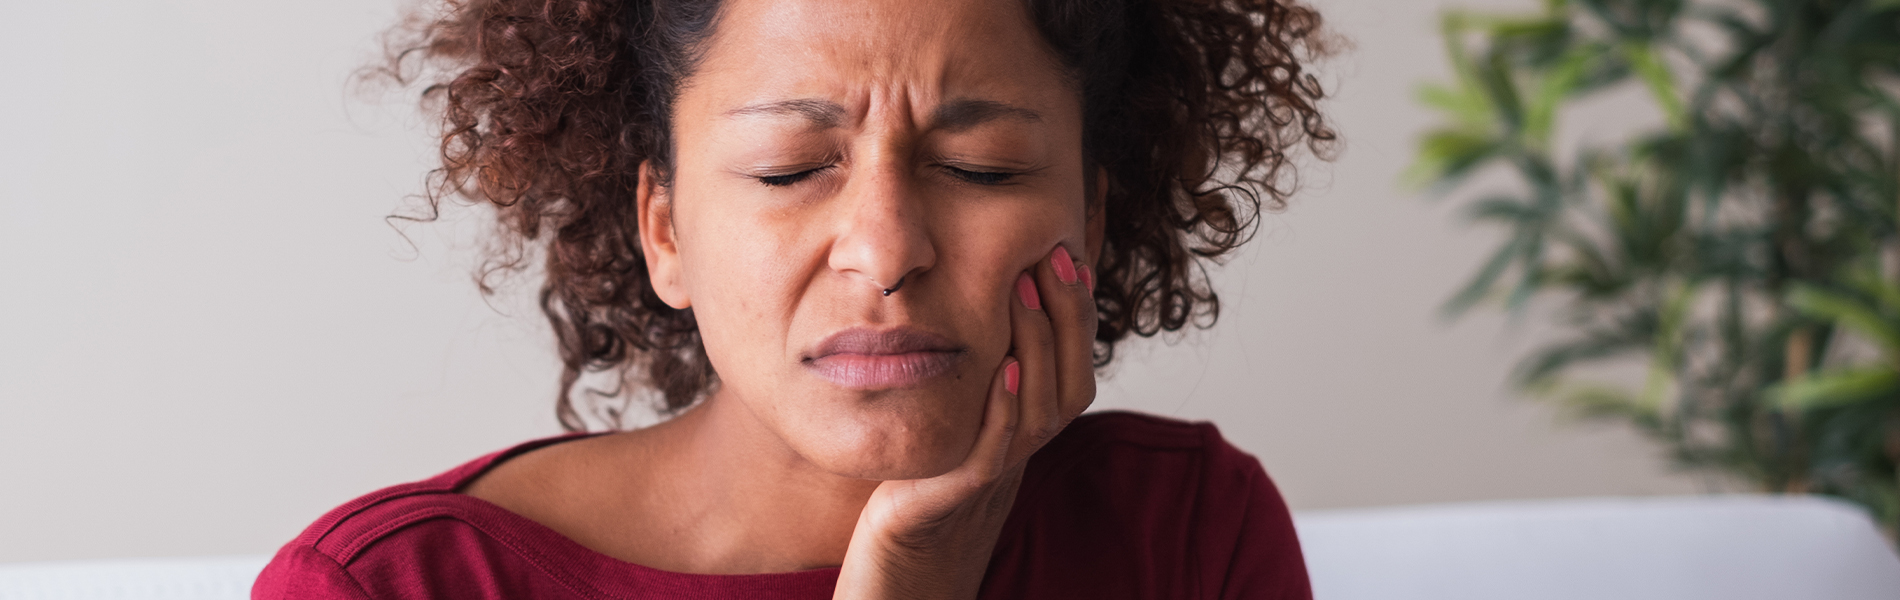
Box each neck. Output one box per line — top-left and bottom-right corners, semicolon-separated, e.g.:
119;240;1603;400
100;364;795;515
645;387;878;573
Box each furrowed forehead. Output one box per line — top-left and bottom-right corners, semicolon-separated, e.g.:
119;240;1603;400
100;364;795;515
721;98;1044;132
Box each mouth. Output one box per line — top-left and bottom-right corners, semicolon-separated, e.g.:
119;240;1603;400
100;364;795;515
803;327;967;390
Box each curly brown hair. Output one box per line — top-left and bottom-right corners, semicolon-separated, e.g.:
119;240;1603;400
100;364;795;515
379;0;1335;431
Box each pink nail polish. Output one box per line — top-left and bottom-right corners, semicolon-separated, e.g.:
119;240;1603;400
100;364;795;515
1079;264;1094;292
1052;247;1078;285
1005;361;1020;395
1016;273;1041;310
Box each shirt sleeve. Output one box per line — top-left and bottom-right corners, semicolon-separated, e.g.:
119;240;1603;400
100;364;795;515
1200;433;1314;600
253;544;374;600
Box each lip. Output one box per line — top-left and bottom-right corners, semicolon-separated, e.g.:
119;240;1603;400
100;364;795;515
804;327;967;390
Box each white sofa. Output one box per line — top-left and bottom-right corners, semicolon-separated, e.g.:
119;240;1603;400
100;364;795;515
3;495;1897;599
1295;495;1900;599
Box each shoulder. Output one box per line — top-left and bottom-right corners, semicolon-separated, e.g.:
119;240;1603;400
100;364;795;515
253;435;596;600
1028;410;1270;496
981;411;1311;600
1042;409;1244;454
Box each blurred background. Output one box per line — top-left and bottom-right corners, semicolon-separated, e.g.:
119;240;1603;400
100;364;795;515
0;0;1718;563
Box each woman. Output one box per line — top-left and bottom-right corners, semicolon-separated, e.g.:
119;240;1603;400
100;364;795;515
256;0;1332;597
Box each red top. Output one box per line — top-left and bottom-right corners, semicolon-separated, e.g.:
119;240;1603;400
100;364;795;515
253;411;1311;599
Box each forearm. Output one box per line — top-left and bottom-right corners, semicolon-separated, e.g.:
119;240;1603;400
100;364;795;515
831;478;1019;600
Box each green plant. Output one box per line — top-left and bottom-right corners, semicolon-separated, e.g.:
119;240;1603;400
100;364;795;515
1415;0;1900;533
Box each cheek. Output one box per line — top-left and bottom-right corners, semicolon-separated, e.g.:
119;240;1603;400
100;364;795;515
936;190;1089;353
948;194;1088;283
674;198;818;374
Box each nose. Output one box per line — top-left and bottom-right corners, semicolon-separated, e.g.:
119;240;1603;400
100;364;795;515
827;160;936;295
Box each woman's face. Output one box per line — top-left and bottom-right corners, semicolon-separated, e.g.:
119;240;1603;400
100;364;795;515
641;0;1096;480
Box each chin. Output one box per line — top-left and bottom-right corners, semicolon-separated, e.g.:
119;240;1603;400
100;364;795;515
796;390;982;481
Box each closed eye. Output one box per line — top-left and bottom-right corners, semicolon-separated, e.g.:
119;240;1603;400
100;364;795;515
756;167;836;187
943;166;1018;185
756;165;1019;187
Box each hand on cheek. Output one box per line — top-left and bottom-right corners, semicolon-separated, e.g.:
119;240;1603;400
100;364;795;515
833;246;1097;600
1003;244;1097;462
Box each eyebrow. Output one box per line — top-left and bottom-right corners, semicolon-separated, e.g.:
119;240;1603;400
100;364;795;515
721;98;1043;131
931;99;1043;131
723;98;848;128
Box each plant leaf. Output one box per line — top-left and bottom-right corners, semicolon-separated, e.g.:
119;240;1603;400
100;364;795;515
1768;367;1900;411
1787;285;1900;358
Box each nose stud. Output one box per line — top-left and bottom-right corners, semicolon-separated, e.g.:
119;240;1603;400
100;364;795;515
881;275;906;296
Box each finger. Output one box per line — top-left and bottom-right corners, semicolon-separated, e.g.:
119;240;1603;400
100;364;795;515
948;357;1020;483
1009;269;1060;462
1034;245;1099;424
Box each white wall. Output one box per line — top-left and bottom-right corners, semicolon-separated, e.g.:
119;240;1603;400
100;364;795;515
0;0;1705;563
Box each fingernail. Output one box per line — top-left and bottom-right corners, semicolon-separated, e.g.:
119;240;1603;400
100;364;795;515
1078;264;1094;292
1005;360;1020;395
1052;247;1078;285
1016;273;1041;310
